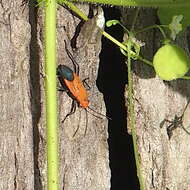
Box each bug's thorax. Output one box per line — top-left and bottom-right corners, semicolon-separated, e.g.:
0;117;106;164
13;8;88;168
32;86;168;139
57;64;74;81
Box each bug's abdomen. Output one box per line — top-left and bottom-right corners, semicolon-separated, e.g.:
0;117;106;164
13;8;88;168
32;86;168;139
64;73;89;108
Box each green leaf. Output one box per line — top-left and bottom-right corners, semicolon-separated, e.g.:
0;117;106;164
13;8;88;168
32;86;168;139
158;7;190;30
169;15;183;40
106;20;120;27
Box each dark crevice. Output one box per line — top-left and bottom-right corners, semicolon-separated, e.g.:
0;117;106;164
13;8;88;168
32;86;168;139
28;1;42;189
14;152;18;190
97;7;140;190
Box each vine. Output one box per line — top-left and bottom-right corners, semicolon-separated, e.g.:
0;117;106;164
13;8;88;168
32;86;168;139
61;0;190;8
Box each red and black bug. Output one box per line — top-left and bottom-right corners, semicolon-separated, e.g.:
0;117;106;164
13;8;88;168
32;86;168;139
57;41;108;136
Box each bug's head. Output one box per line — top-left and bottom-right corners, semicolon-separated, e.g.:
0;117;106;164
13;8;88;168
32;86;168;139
57;65;74;81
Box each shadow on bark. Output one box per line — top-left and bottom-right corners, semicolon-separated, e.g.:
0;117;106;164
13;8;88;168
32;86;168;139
28;1;42;189
97;7;140;190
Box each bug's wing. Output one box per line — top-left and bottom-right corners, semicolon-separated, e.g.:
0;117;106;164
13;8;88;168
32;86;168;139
182;101;190;129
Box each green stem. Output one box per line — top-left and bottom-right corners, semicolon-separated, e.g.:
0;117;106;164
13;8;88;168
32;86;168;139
127;40;145;190
103;29;153;66
181;76;190;80
135;25;168;39
66;0;190;7
45;0;59;189
61;0;88;21
138;56;153;66
131;8;140;31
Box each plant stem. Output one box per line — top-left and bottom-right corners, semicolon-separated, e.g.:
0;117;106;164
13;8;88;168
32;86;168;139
181;76;190;80
102;29;153;66
45;0;59;189
135;25;168;39
67;0;190;7
138;56;153;66
131;8;140;31
61;0;88;21
127;40;145;190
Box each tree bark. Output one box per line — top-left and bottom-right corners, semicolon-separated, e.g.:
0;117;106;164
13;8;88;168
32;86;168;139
0;0;34;189
37;4;110;190
3;2;190;190
122;8;190;190
0;2;110;190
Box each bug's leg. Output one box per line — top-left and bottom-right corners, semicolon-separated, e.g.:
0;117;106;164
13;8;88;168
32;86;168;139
181;124;190;135
64;40;80;75
178;115;190;135
72;106;81;137
73;109;88;137
82;77;91;91
61;99;77;124
73;124;80;137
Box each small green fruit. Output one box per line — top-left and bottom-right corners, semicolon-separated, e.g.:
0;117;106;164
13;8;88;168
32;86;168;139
153;44;190;81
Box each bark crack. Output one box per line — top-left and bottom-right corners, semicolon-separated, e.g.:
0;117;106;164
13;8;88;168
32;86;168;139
14;152;18;190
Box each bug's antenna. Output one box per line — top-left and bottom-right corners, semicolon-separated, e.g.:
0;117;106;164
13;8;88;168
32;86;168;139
180;99;190;135
72;109;89;137
181;99;190;117
85;108;104;120
73;124;80;137
87;106;111;120
181;125;190;135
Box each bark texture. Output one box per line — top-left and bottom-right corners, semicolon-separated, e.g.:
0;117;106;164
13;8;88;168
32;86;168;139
37;4;110;190
4;2;190;190
0;2;110;190
57;5;110;190
122;8;190;190
0;0;34;189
